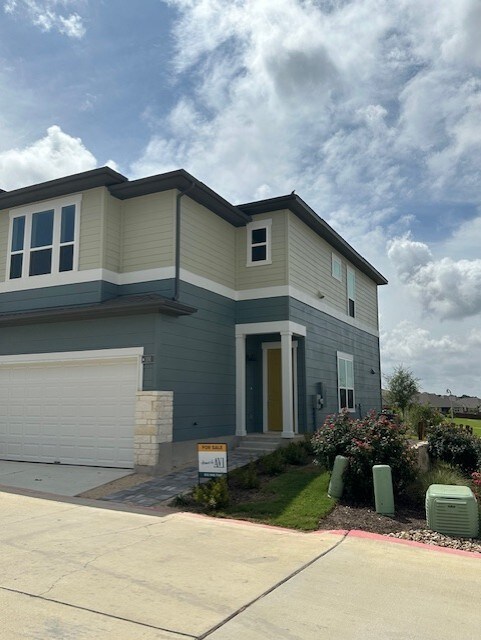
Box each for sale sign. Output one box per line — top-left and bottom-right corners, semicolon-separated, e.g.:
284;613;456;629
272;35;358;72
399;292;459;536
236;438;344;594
197;443;228;479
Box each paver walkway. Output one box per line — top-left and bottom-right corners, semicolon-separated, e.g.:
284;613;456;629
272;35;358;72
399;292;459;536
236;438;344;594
101;449;261;506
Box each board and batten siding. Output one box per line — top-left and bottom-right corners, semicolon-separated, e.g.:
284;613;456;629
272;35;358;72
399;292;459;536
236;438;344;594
120;191;175;273
180;197;236;290
235;211;288;291
288;212;379;332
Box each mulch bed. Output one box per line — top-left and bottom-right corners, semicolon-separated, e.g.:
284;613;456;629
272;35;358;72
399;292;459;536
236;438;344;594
319;502;427;534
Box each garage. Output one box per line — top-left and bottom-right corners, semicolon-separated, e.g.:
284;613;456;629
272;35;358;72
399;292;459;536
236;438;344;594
0;349;142;468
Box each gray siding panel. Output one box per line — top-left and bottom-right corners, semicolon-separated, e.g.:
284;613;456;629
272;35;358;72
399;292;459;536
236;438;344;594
236;297;290;324
153;282;236;442
0;315;157;389
288;298;382;432
0;281;111;313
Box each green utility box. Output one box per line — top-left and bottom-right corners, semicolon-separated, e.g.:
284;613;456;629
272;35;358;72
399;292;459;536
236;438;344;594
328;455;349;499
426;484;479;538
372;465;395;516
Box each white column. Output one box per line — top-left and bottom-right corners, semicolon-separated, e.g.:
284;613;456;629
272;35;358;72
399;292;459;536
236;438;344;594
281;330;295;438
235;334;247;436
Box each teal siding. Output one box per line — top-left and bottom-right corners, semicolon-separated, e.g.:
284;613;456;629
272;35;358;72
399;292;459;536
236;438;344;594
0;314;157;389
0;279;381;443
236;297;289;323
0;281;113;312
288;297;382;431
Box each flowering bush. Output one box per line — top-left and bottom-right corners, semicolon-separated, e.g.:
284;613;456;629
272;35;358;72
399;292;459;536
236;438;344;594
311;410;416;502
427;423;481;475
471;471;481;501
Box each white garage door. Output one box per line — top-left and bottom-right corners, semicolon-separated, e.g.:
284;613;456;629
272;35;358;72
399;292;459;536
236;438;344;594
0;353;140;468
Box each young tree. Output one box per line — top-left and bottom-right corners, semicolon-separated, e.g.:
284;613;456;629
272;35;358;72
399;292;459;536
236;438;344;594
386;365;420;420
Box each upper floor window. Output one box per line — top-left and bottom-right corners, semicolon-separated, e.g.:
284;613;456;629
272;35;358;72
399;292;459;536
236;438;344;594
8;196;80;280
246;219;272;266
347;267;356;318
337;351;355;412
331;253;342;281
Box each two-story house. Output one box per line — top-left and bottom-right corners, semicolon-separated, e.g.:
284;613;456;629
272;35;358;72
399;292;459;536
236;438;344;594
0;168;387;472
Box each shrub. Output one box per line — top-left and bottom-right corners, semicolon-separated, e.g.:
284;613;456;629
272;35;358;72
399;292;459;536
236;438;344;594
427;423;481;475
408;403;444;440
471;471;481;501
282;442;309;466
238;460;261;490
409;462;470;504
311;410;416;502
259;450;286;476
192;477;229;510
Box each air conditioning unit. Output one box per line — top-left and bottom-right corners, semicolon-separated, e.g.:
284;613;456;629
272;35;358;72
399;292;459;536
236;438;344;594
426;484;479;538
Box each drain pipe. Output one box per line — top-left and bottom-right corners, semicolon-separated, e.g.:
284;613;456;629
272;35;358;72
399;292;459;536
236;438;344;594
173;182;195;301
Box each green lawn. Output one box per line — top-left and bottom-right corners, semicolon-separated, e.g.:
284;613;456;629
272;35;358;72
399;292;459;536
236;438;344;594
450;417;481;438
223;466;336;531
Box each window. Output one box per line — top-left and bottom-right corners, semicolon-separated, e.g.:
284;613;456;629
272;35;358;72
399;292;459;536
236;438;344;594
8;197;80;280
246;220;272;266
337;351;355;411
332;254;342;281
347;267;355;318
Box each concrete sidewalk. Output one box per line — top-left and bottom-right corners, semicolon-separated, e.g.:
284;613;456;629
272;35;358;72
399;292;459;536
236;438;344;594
0;491;480;639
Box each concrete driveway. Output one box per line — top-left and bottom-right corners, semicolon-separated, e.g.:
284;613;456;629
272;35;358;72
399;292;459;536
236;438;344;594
0;491;480;639
0;460;131;496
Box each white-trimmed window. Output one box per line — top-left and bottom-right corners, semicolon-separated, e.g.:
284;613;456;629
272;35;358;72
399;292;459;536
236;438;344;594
8;196;80;280
347;267;356;318
246;219;272;266
337;351;355;412
332;253;342;281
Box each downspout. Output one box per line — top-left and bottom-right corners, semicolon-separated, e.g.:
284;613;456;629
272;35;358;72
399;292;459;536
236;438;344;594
173;182;195;301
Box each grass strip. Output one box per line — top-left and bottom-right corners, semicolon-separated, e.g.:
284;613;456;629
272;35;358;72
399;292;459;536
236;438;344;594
224;466;335;531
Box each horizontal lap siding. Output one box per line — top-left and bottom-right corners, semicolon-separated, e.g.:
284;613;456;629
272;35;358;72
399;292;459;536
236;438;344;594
103;192;121;273
289;298;382;431
0;314;156;390
288;213;346;315
181;197;236;289
153;282;236;442
0;281;108;313
355;270;379;329
121;191;175;272
78;188;104;271
0;213;8;282
288;212;379;332
236;211;288;290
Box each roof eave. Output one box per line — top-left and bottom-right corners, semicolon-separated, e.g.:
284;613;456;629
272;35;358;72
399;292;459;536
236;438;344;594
0;167;128;210
109;169;251;227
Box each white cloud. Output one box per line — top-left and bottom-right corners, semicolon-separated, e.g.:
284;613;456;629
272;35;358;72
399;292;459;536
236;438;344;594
388;235;481;320
0;126;97;190
381;321;481;395
4;0;86;38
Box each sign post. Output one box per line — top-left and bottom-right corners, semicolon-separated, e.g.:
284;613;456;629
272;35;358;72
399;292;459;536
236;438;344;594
197;443;228;481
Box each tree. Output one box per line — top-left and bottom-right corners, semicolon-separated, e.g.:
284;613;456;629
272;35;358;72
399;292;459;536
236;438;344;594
385;365;420;420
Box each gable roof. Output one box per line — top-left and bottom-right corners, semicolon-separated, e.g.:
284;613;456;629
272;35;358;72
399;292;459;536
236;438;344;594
238;194;388;285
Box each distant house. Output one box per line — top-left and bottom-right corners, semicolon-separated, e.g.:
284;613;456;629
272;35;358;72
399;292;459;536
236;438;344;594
0;168;387;472
416;393;481;416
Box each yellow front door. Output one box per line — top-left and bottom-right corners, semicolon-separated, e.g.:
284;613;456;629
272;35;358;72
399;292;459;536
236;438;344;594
267;349;283;431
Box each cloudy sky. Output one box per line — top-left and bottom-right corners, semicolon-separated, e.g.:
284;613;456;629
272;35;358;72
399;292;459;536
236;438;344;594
1;0;481;395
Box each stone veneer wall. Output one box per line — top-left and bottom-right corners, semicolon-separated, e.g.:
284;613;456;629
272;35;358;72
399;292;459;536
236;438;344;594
134;391;174;467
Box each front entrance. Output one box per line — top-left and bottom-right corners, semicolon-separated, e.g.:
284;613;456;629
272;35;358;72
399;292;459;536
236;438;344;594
263;343;298;433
